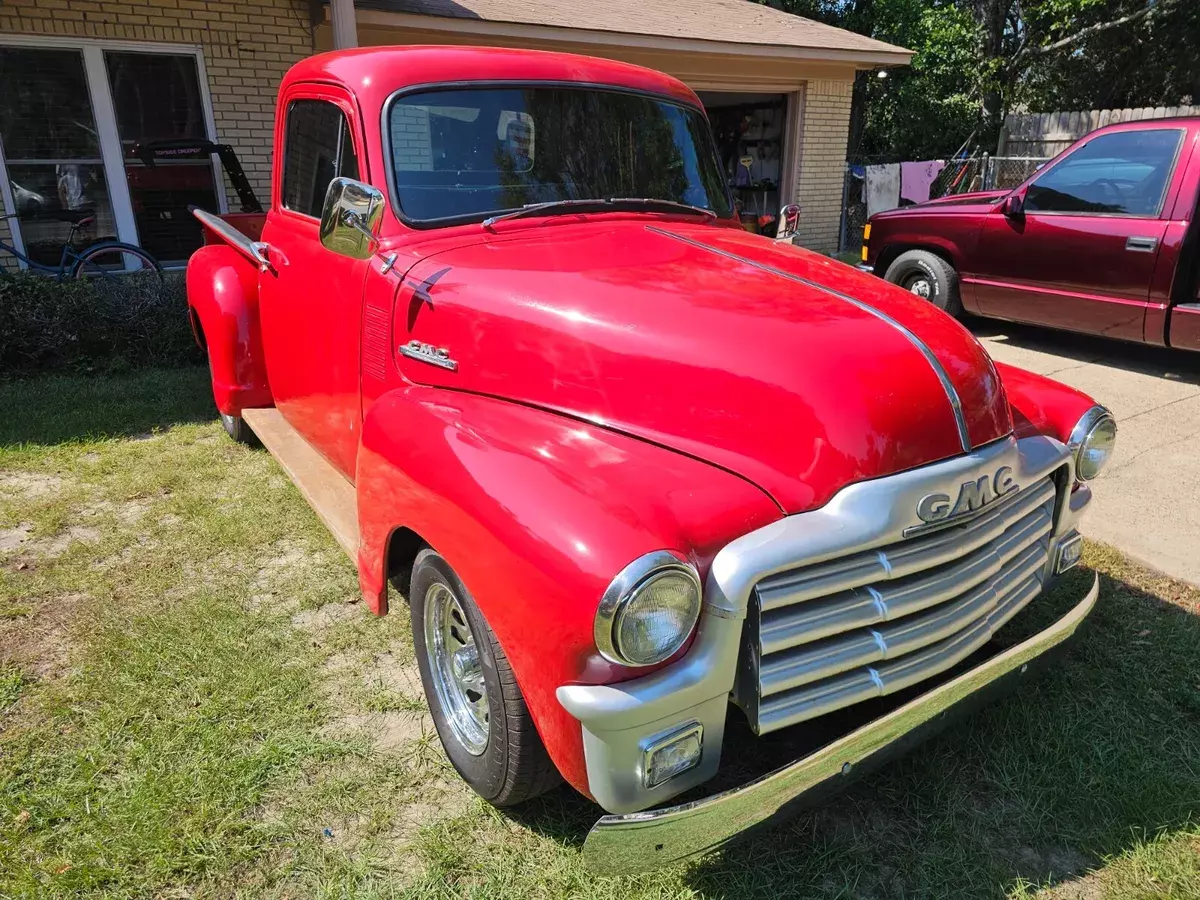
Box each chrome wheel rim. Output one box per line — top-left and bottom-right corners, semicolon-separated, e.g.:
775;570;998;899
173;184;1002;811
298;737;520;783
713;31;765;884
907;276;932;299
423;582;488;755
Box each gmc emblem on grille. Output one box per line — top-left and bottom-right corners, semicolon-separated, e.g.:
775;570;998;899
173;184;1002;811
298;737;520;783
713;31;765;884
916;466;1017;525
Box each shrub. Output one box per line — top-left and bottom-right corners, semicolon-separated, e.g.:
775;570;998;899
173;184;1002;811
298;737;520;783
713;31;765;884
0;271;202;375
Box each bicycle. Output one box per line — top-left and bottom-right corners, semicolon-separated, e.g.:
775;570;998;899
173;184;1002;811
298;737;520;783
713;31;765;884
0;208;164;282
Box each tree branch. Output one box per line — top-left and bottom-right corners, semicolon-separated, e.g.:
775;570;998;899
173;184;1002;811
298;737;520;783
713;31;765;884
1022;0;1172;59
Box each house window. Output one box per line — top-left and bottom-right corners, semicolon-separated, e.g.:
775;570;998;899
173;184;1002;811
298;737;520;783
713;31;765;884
0;47;118;266
282;100;360;219
0;39;221;269
106;51;219;264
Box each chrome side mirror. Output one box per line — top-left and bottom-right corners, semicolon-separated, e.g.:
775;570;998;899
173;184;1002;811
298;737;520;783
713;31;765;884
320;177;385;260
774;204;801;243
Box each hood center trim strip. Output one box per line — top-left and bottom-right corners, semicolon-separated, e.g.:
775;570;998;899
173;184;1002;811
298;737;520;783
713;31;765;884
646;226;972;453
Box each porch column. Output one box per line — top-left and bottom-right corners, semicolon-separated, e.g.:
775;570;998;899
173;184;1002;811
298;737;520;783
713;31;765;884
331;0;358;49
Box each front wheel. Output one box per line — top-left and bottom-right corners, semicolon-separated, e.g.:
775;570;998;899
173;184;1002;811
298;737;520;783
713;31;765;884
410;549;559;807
883;249;962;315
71;241;164;283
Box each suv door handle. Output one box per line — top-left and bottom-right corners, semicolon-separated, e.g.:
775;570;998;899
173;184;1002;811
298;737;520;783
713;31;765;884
1125;236;1159;253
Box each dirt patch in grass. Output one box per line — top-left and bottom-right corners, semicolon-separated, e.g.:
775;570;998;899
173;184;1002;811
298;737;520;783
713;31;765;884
0;524;33;555
78;497;153;526
0;592;87;681
0;472;65;501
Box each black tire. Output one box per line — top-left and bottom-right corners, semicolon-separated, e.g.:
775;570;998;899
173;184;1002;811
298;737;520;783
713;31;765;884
205;349;257;446
410;549;559;807
219;410;257;445
883;249;963;315
71;241;165;283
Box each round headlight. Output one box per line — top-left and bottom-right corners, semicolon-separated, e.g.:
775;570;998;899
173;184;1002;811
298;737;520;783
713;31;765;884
1069;406;1117;481
595;551;702;667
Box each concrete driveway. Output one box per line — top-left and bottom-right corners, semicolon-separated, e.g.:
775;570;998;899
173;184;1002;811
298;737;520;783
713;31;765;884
973;319;1200;587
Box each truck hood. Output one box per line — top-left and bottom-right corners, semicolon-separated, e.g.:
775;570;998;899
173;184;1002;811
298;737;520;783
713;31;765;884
880;190;1006;213
395;220;1011;513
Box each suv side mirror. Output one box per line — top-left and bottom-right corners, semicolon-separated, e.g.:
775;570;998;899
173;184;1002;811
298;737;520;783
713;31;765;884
774;204;801;242
1002;191;1025;218
320;177;385;259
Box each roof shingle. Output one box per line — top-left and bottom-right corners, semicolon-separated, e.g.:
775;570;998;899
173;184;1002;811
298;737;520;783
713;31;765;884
355;0;911;60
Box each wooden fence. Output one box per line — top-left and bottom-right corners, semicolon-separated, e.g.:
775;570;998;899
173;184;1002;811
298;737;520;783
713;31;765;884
998;106;1200;156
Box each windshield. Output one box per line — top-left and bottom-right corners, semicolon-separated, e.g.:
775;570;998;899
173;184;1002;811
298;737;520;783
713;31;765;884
386;86;733;224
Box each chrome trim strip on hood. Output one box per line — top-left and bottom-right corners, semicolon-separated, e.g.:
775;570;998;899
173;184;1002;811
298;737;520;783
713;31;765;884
647;226;972;453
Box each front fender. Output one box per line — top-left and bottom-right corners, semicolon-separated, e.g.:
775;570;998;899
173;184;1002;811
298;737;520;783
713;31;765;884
185;244;272;415
355;387;780;795
995;361;1099;443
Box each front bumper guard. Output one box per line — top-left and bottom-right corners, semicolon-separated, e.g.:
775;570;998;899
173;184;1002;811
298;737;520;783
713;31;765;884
582;571;1098;874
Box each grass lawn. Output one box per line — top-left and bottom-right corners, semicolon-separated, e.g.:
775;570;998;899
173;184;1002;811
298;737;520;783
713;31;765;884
2;367;1199;899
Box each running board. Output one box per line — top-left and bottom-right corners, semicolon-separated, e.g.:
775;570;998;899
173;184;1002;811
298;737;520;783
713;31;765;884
241;408;359;558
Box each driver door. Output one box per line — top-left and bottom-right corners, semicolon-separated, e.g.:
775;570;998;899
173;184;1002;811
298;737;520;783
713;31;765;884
973;128;1183;341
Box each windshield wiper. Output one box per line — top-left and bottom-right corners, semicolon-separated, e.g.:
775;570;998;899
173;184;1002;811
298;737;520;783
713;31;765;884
481;197;716;230
482;199;610;229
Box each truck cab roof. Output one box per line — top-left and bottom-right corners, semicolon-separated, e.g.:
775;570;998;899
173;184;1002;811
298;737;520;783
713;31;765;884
282;45;703;112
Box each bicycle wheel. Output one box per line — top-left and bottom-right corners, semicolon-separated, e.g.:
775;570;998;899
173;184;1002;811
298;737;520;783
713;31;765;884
71;241;164;283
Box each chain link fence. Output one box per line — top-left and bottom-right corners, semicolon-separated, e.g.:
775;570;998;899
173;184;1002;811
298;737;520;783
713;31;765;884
839;155;1049;255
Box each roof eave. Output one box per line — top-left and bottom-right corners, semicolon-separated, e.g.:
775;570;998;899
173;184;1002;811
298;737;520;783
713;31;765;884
353;9;914;68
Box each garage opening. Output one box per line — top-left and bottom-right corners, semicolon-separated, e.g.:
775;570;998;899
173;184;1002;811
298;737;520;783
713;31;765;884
697;91;790;235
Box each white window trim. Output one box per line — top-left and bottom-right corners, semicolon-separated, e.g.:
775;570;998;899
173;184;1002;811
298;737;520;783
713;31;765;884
0;34;225;269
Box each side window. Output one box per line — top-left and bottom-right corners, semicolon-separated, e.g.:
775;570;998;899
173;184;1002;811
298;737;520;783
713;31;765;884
281;99;360;217
1025;129;1182;217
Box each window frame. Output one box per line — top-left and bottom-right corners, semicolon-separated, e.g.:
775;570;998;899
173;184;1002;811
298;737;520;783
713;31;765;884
1020;126;1187;220
0;34;223;270
280;98;362;220
379;80;731;230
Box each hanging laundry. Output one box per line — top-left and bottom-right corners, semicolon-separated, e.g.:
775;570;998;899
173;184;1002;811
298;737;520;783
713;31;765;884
865;164;901;217
900;160;947;205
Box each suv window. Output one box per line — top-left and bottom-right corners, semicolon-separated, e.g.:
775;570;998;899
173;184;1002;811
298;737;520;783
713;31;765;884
1025;129;1182;217
282;99;360;217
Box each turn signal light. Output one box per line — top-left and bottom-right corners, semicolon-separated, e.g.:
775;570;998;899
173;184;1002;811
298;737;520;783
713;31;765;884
642;722;703;788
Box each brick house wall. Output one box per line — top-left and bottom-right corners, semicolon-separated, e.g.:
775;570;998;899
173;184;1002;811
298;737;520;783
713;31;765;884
793;79;854;252
0;0;313;257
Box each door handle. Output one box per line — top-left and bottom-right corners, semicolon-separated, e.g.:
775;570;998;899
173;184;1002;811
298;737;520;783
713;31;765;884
249;240;274;272
1125;236;1159;253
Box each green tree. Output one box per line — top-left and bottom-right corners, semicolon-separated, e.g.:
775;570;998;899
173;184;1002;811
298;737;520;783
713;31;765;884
764;0;1197;158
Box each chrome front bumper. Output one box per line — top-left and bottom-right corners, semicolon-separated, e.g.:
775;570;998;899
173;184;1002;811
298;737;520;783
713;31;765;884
557;434;1096;868
580;571;1097;873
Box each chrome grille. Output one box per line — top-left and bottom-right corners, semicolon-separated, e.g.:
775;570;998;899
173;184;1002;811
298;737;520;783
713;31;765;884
743;476;1058;735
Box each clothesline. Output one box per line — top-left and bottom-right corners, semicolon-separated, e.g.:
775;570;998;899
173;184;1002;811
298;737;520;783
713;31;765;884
851;160;948;216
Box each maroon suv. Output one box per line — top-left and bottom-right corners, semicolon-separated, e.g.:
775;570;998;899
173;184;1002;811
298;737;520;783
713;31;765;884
862;118;1200;352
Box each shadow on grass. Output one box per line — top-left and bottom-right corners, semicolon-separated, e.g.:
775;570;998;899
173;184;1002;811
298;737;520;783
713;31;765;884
509;560;1200;897
0;366;215;447
966;314;1200;385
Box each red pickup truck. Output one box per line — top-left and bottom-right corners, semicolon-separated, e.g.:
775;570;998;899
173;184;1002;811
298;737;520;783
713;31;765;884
864;118;1200;350
186;46;1113;873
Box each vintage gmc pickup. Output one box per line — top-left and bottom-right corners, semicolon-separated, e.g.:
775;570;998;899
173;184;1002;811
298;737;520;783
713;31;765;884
864;118;1200;350
186;46;1115;872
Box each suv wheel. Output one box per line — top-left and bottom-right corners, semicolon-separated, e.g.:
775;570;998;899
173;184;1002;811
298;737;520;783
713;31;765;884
883;250;963;315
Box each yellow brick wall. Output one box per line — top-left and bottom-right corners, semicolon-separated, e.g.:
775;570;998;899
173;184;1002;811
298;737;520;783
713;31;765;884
792;79;854;253
0;0;312;259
